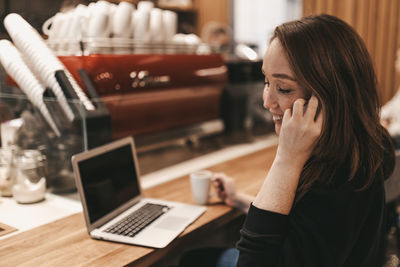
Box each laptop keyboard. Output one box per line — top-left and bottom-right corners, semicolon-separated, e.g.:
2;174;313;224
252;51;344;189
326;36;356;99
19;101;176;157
104;203;170;237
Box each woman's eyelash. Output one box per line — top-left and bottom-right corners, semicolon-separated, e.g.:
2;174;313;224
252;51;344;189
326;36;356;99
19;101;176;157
264;81;292;93
277;87;292;94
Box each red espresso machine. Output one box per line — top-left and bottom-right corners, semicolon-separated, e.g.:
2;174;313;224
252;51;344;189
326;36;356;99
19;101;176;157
59;52;228;148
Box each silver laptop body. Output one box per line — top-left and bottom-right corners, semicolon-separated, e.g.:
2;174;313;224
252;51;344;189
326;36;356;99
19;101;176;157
71;136;206;248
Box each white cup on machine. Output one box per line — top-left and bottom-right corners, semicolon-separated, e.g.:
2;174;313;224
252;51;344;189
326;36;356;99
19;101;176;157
134;8;151;41
134;0;154;42
163;10;177;42
87;1;115;38
42;13;62;52
190;170;214;205
149;8;164;42
112;1;134;38
87;10;110;38
137;1;154;12
65;11;84;54
74;4;90;36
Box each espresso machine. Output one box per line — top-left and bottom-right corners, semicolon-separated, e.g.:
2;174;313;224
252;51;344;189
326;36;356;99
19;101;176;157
0;12;228;193
59;51;228;149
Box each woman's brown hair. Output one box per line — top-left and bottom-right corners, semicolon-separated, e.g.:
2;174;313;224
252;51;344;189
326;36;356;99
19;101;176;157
272;14;395;201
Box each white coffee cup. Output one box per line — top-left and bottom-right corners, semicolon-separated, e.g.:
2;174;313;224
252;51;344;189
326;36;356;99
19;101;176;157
68;11;84;38
137;1;154;12
74;4;89;36
87;10;110;38
112;1;134;38
87;1;113;38
42;13;58;38
47;12;70;41
162;10;177;41
134;8;151;42
190;170;213;205
149;8;164;42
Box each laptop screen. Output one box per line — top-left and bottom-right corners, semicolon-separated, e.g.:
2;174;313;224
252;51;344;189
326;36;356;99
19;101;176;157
77;143;141;224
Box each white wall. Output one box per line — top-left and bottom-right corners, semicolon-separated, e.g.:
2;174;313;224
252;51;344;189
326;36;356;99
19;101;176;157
233;0;302;56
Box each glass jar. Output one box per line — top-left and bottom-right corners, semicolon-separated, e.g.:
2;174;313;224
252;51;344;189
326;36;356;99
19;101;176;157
14;149;46;185
0;147;15;197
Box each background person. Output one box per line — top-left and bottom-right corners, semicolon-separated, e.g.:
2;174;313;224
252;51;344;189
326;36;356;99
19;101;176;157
381;48;400;148
201;21;232;55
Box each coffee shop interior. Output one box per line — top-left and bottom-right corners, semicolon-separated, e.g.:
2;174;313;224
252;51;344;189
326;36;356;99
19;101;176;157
0;0;400;266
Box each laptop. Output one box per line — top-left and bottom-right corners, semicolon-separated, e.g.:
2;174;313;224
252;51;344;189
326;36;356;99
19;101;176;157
71;136;206;248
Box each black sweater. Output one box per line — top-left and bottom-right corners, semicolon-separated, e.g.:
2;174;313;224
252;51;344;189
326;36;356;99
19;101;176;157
236;174;387;267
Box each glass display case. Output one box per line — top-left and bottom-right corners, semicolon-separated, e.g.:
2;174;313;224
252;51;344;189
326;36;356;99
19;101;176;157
0;92;110;194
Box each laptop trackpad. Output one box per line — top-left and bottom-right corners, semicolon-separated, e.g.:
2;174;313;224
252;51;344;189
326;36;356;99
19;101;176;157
154;216;188;231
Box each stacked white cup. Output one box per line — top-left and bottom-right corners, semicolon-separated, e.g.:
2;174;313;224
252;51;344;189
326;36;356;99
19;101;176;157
112;2;134;38
111;1;135;54
40;0;201;55
134;1;153;41
163;10;177;42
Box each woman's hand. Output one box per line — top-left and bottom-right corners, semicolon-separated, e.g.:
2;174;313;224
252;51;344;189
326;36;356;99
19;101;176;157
212;173;237;207
212;173;254;213
276;95;323;166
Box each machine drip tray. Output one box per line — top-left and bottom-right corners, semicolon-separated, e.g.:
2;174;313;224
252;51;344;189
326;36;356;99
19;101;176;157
135;119;224;153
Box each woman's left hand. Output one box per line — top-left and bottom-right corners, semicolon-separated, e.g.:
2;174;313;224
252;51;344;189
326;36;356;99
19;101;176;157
276;95;323;166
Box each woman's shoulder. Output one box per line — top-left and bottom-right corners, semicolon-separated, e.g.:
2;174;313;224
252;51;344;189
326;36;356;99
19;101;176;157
293;172;385;221
305;165;385;200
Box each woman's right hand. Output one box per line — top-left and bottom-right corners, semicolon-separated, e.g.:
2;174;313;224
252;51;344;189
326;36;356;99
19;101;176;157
212;172;237;207
277;95;323;165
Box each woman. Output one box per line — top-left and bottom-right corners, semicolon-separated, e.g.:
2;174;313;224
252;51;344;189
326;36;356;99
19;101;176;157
212;14;395;267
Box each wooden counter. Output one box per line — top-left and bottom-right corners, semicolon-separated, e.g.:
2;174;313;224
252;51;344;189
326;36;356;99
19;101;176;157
0;145;277;267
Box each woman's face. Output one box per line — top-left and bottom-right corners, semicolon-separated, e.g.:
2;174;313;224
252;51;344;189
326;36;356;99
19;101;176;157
262;38;308;135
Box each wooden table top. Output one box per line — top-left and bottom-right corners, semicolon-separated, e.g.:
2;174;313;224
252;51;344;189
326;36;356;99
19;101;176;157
0;145;277;267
